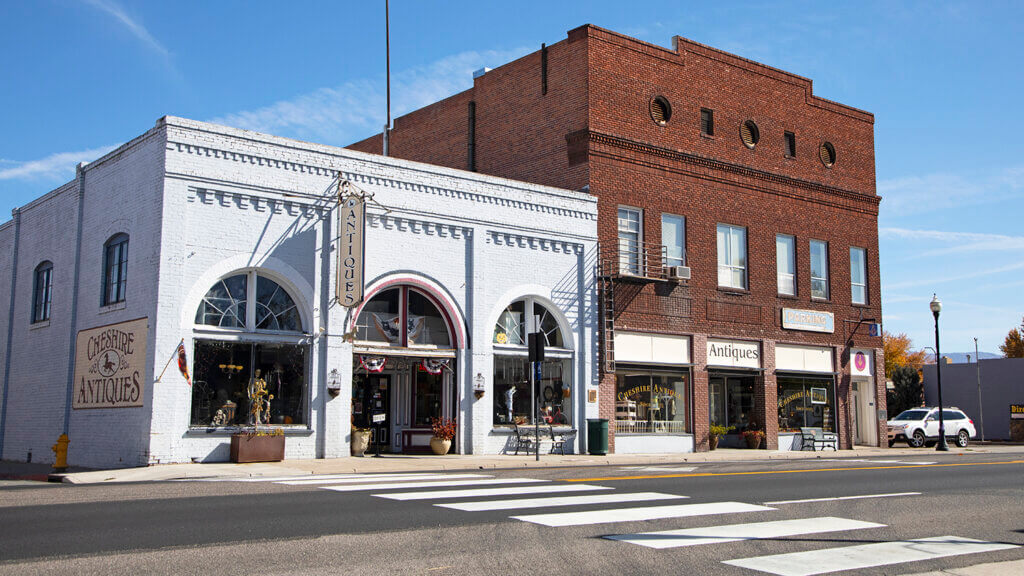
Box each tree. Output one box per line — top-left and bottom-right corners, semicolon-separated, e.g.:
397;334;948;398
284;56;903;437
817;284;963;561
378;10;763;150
1000;317;1024;358
882;331;928;379
886;365;923;416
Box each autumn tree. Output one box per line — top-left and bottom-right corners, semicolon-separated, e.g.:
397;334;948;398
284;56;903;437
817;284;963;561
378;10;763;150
1000;317;1024;358
882;331;928;379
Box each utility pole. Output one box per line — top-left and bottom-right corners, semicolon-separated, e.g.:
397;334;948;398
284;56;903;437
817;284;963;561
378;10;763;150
975;337;985;441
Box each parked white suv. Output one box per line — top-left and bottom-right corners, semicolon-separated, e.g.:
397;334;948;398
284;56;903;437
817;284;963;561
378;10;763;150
887;407;976;448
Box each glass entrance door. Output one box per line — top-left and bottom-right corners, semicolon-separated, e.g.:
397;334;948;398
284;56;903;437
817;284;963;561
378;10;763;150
709;375;756;431
352;373;391;452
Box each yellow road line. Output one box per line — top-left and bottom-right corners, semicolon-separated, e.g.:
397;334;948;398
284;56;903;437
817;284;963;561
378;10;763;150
565;460;1024;483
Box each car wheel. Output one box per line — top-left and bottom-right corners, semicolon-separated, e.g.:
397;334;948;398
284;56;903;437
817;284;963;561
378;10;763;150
908;429;926;448
956;430;969;447
888;440;895;447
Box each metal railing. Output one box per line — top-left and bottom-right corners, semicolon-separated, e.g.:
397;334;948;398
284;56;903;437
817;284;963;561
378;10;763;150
598;240;679;280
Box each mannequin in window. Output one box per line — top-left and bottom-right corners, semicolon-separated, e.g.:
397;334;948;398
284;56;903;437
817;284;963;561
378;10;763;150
505;386;516;423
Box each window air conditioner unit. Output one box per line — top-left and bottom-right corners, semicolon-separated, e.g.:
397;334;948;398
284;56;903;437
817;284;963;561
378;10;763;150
668;265;691;280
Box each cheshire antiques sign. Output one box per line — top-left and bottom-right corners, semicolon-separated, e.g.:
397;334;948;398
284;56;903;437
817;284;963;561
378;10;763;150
336;182;366;308
72;317;148;409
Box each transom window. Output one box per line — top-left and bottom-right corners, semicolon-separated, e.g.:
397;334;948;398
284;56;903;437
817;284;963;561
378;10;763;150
33;261;53;323
103;234;128;305
196;272;302;332
355;287;452;348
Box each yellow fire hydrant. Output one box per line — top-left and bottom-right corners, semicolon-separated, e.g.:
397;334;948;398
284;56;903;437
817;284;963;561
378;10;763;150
52;434;69;473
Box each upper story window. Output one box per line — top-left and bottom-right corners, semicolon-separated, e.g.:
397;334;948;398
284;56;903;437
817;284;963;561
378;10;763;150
701;108;714;136
741;120;760;149
810;240;830;300
661;214;686;268
355;287;452;348
196;272;302;332
618;207;642;275
776;235;796;296
850;247;867;305
102;234;128;305
784;132;796;157
717;224;747;290
650;96;672;126
33;261;53;323
493;298;565;349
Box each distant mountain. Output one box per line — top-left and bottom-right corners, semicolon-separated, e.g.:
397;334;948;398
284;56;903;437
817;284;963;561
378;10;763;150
926;352;1002;364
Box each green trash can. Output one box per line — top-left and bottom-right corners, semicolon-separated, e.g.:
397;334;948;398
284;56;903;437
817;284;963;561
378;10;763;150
587;418;609;455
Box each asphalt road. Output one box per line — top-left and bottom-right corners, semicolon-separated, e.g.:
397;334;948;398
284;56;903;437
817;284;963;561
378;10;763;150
2;453;1022;575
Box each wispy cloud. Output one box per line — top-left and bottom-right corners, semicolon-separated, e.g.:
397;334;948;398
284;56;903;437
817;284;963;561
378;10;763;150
878;166;1024;215
0;145;119;182
209;47;530;145
82;0;175;72
880;227;1024;256
883;260;1024;291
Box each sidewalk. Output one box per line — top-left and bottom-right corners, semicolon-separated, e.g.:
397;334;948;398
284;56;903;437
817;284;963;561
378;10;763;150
34;443;1024;485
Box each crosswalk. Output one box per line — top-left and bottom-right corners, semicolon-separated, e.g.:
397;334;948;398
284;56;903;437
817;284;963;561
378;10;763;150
205;471;1018;574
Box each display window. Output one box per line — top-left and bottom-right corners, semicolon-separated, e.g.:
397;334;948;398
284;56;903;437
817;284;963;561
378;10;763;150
777;375;836;432
615;368;689;434
354;287;452;348
190;270;308;427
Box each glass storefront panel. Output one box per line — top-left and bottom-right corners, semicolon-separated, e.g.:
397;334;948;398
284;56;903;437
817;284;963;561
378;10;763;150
777;375;836;432
493;356;572;426
412;369;443;427
190;339;307;426
708;374;756;431
615;368;690;434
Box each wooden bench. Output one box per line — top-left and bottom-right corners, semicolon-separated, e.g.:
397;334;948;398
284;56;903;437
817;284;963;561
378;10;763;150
800;427;838;451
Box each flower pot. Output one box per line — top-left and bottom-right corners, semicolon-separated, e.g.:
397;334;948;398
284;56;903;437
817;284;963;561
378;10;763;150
430;437;452;455
708;434;719;450
351;429;371;457
230;433;285;463
745;435;763;449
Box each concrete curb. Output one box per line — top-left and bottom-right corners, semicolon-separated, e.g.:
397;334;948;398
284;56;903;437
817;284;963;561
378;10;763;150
56;444;1024;485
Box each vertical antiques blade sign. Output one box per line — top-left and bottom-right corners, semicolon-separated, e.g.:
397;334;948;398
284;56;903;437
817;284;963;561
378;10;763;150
73;317;148;409
337;185;366;307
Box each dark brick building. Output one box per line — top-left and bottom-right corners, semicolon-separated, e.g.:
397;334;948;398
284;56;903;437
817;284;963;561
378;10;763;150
350;24;885;453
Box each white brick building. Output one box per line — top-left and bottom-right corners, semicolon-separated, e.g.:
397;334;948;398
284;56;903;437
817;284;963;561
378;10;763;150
0;117;598;468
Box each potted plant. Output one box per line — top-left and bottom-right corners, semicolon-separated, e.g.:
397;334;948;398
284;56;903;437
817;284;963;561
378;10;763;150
351;426;372;457
742;428;766;449
708;424;734;450
429;417;456;455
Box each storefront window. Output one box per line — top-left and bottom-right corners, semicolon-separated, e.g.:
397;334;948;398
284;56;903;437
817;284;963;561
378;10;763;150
413;369;443;426
709;375;756;431
493;356;572;426
615;368;689;434
190;270;308;427
777;375;835;432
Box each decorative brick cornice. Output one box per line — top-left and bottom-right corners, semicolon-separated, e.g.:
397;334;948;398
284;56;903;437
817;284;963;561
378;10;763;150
368;213;471;240
188;186;324;218
487;231;583;254
565;130;880;213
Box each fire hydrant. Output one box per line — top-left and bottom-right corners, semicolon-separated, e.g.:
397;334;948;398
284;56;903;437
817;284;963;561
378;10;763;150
51;434;69;473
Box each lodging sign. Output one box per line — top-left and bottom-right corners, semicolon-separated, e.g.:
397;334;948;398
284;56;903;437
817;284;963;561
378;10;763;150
72;317;148;409
782;308;835;333
337;187;366;307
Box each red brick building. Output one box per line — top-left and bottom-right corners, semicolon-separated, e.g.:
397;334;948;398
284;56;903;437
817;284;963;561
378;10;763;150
350;24;885;453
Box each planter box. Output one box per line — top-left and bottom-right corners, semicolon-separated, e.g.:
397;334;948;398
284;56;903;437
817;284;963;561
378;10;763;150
230;433;285;463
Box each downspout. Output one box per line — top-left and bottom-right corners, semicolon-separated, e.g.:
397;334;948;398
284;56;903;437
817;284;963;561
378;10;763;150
61;164;87;436
0;208;22;457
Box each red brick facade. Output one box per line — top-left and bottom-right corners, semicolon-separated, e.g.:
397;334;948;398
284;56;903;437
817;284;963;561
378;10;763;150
350;24;886;453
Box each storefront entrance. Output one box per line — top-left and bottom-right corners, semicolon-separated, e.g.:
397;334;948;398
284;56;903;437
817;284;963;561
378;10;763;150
353;355;455;453
851;379;877;446
709;373;757;447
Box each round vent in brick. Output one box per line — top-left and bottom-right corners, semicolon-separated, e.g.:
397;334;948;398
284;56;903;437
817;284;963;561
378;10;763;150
819;141;837;167
649;96;671;125
741;120;760;148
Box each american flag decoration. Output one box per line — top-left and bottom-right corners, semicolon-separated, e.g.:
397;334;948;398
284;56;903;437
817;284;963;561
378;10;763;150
176;341;191;386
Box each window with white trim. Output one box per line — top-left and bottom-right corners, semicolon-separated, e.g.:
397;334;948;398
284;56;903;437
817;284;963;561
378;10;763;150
33;261;53;323
102;234;128;305
618;207;641;275
850;246;867;305
776;234;795;296
810;240;830;300
661;214;686;268
717;224;747;289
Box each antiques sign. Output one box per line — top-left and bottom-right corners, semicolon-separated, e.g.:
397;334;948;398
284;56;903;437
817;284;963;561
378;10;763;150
782;308;835;333
337;187;366;307
73;317;148;409
706;338;761;369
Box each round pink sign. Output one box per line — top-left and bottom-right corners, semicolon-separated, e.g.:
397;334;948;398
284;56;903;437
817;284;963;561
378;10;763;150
854;352;867;372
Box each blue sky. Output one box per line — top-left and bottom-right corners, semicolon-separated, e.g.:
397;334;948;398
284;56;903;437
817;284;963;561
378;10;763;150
2;1;1022;356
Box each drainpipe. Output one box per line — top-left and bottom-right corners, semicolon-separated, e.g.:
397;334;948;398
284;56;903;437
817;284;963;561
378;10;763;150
0;208;22;457
61;164;87;436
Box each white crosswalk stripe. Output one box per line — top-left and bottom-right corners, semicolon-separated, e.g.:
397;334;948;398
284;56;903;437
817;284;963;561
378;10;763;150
511;501;773;527
375;483;611;501
320;477;547;492
723;535;1019;576
438;491;686;511
764;492;920;506
605;517;884;549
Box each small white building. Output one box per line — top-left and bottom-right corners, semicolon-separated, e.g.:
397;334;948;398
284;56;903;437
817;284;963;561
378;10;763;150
0;117;598;468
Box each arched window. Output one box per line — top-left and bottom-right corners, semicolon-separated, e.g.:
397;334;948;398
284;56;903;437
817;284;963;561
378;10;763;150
492;297;572;427
32;261;53;323
102;234;129;305
354;286;453;348
190;270;307;428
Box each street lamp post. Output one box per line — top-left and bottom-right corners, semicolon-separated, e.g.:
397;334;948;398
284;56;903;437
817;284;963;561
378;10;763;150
930;295;949;451
975;337;985;442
